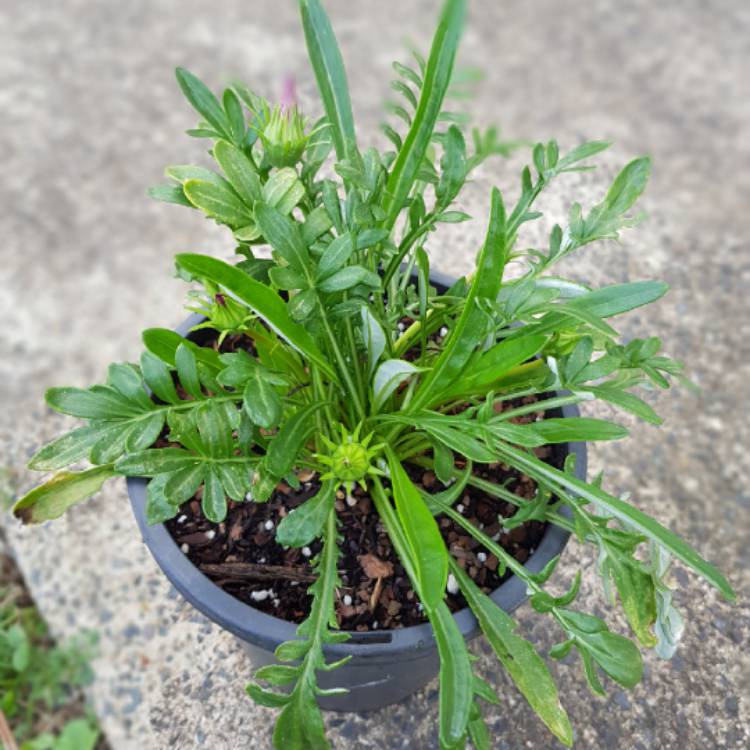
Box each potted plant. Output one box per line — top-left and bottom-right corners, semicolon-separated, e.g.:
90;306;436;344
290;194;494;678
13;0;735;748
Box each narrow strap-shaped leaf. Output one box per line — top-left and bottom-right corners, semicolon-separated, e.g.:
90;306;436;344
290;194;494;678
45;386;142;420
203;468;227;523
213;139;262;205
439;332;547;400
13;465;116;524
183;179;253;227
175;67;229;138
254;203;310;272
176;254;338;384
530;417;628;443
114;447;200;475
28;425;106;471
175;344;203;399
140;351;180;405
408;187;506;411
142;328;222;372
299;0;358;163
382;0;466;228
495;443;736;601
430;601;473;749
386;447;447;608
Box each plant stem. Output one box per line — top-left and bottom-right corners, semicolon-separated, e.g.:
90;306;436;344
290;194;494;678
317;299;365;421
382;213;438;288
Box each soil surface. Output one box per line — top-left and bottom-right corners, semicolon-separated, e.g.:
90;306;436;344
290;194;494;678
163;330;563;631
165;452;556;631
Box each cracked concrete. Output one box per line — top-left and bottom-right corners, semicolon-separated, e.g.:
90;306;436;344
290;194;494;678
1;1;748;748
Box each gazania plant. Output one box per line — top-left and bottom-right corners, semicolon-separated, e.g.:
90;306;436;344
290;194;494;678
14;0;734;748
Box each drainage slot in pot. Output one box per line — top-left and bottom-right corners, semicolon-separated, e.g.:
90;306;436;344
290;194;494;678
345;632;393;645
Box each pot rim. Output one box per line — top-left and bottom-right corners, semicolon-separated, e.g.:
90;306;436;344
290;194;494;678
128;270;586;658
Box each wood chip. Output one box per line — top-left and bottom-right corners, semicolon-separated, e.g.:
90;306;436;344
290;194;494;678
358;553;394;579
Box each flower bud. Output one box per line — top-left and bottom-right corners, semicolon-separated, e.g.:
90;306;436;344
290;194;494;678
260;105;308;168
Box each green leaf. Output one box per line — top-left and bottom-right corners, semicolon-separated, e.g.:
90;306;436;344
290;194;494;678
223;88;246;144
386;448;447;609
88;422;134;464
255;203;310;271
175;254;337;384
215;463;251;501
140;351;180;405
213;139;262;205
317;266;380;293
440;333;547;401
468;702;492;750
601;552;658;647
557;609;643;690
436;124;467;206
52;719;100;750
276;481;335;547
203;468;227;522
360;307;386;376
299;0;358;163
164;463;206;505
495;443;736;601
263;167;306;215
302;205;334;244
107;363;153;408
45;386;140;420
147;184;192;206
196;401;234;457
264;403;324;479
372;359;419;410
430;602;473;748
409;186;506;411
28;426;104;471
145;474;179;525
288;288;318;322
605;157;650;216
183;179;253;227
530;417;628;443
142;328;222;373
165;165;232;189
175;344;203;399
243;369;283;428
317;233;354;278
415;419;497;463
382;0;466;227
175;67;229;138
114;448;199;475
556;140;611;170
113;414;164;459
13;466;116;524
585;386;662;425
451;563;573;746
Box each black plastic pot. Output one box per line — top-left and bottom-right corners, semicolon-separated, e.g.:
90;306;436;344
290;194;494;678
128;271;587;712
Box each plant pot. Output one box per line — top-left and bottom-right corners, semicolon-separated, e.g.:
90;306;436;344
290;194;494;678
127;271;587;713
